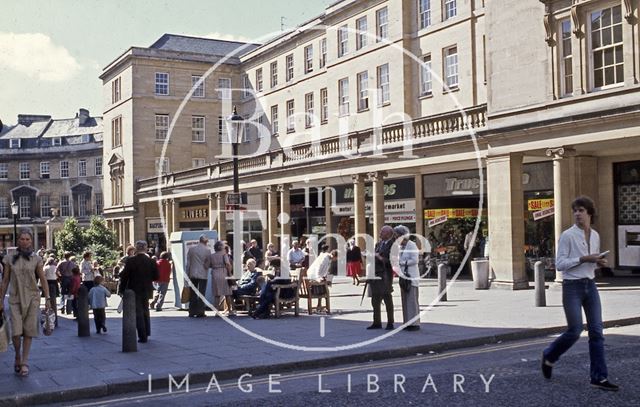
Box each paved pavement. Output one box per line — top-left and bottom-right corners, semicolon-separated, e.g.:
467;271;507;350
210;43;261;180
1;276;639;406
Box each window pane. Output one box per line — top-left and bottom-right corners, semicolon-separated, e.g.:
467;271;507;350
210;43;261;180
591;31;600;49
604;66;615;85
591;12;601;30
615;64;623;83
604;47;614;66
612;5;622;24
594;69;603;88
601;9;611;26
602;27;611;46
594;50;603;69
613;25;622;44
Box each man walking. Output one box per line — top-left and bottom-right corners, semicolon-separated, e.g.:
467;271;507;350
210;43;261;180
186;235;211;318
541;196;618;391
119;241;158;343
368;225;395;330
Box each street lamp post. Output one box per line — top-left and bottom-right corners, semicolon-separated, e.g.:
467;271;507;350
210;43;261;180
226;106;245;279
11;201;19;246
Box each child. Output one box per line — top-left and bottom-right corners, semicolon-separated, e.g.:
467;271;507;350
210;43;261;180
88;275;111;334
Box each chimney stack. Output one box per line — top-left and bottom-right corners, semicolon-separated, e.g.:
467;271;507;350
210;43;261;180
78;108;90;125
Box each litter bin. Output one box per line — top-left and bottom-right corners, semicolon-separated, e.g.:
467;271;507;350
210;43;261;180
471;258;490;289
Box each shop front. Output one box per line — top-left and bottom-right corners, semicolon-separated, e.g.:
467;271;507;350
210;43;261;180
614;160;640;271
422;162;554;277
331;177;416;239
146;218;167;254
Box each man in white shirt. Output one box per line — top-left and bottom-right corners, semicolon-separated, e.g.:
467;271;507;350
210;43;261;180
286;241;305;269
541;196;618;391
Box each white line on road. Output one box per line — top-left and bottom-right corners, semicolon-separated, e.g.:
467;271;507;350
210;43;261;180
320;317;325;338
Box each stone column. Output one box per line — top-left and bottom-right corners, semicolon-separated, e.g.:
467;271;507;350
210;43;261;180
124;218;131;246
266;186;279;246
487;153;528;289
414;173;425;250
546;147;575;282
352;174;366;248
324;186;334;249
118;220;125;248
208;193;216;231
215;193;226;240
367;171;386;237
170;199;178;236
277;184;291;241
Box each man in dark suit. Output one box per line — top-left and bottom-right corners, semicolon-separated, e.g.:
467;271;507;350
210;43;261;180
368;225;395;330
119;241;159;343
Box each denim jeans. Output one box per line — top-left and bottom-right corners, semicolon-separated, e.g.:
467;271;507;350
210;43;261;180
543;278;607;381
151;282;169;310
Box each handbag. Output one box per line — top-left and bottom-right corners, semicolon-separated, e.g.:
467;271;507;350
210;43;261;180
0;310;10;352
180;285;191;303
399;264;412;292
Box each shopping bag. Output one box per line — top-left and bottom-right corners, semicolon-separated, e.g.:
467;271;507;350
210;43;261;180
0;311;10;352
40;308;55;336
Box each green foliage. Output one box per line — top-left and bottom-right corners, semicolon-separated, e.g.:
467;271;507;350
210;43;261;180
54;217;85;257
54;216;120;267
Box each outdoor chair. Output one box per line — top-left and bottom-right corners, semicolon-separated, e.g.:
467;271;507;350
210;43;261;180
297;268;330;315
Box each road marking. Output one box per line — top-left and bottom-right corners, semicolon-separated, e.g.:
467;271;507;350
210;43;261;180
320;317;325;338
69;337;550;406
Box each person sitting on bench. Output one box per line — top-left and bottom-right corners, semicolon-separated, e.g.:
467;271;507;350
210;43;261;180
232;259;262;300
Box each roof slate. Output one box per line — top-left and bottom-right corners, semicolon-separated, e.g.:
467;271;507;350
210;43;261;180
149;34;260;57
44;117;102;138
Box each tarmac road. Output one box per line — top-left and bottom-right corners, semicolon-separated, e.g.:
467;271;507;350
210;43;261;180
57;324;640;407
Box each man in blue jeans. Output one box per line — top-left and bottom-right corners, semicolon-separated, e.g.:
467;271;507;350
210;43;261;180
541;196;618;391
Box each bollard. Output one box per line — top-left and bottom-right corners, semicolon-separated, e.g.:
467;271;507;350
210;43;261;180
77;285;90;337
122;289;137;353
437;263;448;302
534;261;546;307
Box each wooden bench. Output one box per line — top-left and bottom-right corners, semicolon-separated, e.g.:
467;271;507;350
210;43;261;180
237;294;260;313
272;281;299;318
297;268;330;315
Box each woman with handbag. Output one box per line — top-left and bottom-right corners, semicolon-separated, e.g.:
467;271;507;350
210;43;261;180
210;241;235;316
393;225;421;332
0;229;51;377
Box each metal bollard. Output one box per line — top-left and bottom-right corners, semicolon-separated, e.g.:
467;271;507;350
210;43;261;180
534;261;546;307
437;263;448;302
122;289;137;353
77;285;90;337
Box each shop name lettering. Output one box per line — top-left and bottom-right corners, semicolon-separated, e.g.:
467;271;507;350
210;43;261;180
445;177;483;191
149;222;163;229
343;184;397;199
181;208;208;220
337;202;408;213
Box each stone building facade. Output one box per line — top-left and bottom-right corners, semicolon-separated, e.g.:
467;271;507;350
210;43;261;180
102;0;640;286
0;109;104;250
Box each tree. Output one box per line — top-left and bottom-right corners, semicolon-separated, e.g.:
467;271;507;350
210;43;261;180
54;216;120;267
54;217;85;257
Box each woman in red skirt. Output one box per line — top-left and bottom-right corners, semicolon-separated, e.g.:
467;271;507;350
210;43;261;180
346;239;363;285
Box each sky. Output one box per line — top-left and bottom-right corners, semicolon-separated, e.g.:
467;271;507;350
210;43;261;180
0;0;332;125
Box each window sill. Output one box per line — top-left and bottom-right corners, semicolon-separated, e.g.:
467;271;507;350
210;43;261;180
155;140;170;143
321;120;328;125
357;107;370;113
286;129;295;134
376;102;391;108
305;124;315;129
419;92;433;100
191;140;206;144
338;113;350;118
443;86;459;94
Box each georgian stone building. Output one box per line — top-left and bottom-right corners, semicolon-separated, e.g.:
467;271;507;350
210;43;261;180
0;109;104;250
102;0;640;286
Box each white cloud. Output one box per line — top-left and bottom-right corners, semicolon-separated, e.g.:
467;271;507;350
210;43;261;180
203;32;253;43
0;32;81;82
